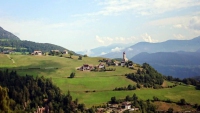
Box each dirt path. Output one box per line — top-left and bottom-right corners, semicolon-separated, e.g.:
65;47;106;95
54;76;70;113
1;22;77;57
6;55;15;63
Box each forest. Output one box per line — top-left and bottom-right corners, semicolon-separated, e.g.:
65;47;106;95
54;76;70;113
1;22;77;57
0;69;92;113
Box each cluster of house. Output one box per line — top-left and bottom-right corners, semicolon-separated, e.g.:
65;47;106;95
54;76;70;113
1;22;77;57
78;52;133;71
31;50;68;55
78;63;105;71
97;102;139;113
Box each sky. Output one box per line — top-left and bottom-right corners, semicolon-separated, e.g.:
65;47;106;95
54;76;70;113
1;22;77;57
0;0;200;52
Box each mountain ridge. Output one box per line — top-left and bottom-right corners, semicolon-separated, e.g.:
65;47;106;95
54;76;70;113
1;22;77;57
131;51;200;78
102;36;200;59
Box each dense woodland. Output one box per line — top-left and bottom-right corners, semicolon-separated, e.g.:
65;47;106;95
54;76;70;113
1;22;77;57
125;63;164;88
0;70;92;113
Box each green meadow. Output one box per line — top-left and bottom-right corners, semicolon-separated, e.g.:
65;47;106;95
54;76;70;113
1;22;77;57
0;54;200;107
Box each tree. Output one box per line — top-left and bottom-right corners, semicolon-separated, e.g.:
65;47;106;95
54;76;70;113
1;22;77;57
78;56;82;60
68;52;73;58
137;83;141;88
111;96;116;104
167;107;173;113
179;99;186;105
0;86;11;112
70;72;75;78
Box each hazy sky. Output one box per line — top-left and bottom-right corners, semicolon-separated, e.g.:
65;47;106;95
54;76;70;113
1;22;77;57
0;0;200;51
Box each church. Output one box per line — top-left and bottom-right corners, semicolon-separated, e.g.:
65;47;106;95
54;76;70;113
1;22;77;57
121;51;128;66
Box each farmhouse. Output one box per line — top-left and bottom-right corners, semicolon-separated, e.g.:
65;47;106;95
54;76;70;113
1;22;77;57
62;50;68;54
79;64;94;71
122;102;131;110
32;51;42;55
128;62;133;68
98;63;105;69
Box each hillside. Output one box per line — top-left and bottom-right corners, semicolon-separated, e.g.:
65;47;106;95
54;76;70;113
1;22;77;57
131;51;200;78
0;54;200;108
102;36;200;59
0;26;20;40
0;26;78;54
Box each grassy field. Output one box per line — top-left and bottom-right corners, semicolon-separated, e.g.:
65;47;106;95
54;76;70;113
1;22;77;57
0;54;200;107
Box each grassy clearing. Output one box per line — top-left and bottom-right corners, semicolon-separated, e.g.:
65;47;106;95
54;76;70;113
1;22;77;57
162;80;175;87
154;101;196;112
0;54;200;107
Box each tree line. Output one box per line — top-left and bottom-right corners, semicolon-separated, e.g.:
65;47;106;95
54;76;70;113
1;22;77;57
164;75;200;90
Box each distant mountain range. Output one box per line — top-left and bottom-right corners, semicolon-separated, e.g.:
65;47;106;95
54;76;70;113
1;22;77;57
131;51;200;78
76;43;133;56
0;26;77;54
197;48;200;52
102;36;200;59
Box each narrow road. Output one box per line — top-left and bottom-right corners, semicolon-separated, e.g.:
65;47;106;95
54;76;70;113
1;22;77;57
6;54;15;63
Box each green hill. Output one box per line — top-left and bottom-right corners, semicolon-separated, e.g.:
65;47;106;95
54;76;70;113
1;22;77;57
0;54;200;107
0;26;78;54
0;26;20;40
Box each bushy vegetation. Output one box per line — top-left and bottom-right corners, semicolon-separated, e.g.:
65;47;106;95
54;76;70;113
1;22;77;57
125;63;164;88
114;84;136;91
164;75;200;90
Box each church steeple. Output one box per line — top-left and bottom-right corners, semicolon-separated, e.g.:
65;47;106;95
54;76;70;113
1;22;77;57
123;51;128;62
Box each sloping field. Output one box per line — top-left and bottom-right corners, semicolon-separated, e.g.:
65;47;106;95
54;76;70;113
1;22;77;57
1;54;200;107
0;54;15;67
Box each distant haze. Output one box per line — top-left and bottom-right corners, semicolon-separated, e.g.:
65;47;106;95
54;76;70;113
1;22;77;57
0;1;200;51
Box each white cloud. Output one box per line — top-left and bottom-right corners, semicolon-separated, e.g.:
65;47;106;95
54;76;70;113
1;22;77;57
111;47;123;52
84;49;94;56
101;52;107;55
173;34;186;40
96;35;105;44
173;24;183;28
78;0;200;16
188;16;200;31
141;33;158;43
128;48;133;51
95;35;136;45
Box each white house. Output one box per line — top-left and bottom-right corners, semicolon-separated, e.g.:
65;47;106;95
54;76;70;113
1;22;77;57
122;102;131;110
62;50;68;54
98;63;105;69
121;61;126;66
32;51;42;55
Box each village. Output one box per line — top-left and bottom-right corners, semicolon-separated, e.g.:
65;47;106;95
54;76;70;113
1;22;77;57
96;101;139;113
77;52;134;72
